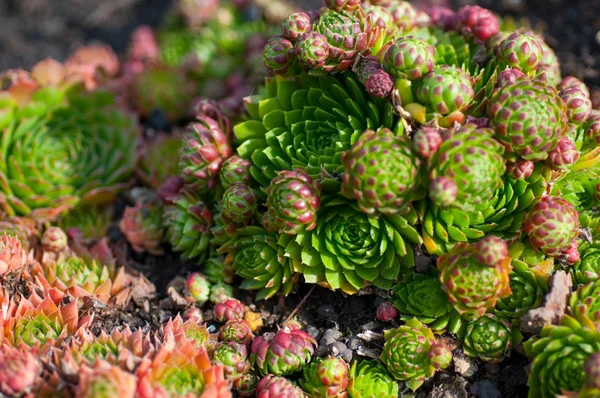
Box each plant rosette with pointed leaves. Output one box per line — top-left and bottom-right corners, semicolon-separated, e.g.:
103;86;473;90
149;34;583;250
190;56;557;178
0;84;139;220
380;318;452;391
437;238;512;319
75;360;138;398
299;357;349;397
255;375;305;398
524;315;600;398
458;313;522;362
136;339;230;398
280;196;422;294
569;279;600;332
162;315;210;349
391;270;462;333
251;327;317;376
347;360;399;398
495;259;548;324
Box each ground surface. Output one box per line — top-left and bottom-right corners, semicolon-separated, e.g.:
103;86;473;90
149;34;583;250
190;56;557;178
2;0;599;397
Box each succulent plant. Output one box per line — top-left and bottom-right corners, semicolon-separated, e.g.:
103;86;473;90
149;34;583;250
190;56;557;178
264;36;297;76
312;8;380;73
413;127;442;159
572;242;600;285
212;342;252;381
220;319;254;346
136;341;229;398
389;1;418;32
209;280;234;304
524;315;600;398
2;292;91;350
546;136;580;171
417;65;475;115
488;78;569;161
458;313;520;362
295;32;330;70
428;123;505;211
524;195;580;260
221;184;258;225
437;239;512;318
30;251;129;304
299;357;349;397
376;301;398;322
559;86;592;124
0;86;138;220
256;375;305;398
0;217;38;252
57;204;114;241
235;372;260;397
495;259;548;324
559;76;591;98
496;32;543;73
179;115;233;191
41;226;68;253
581;352;600;397
130;63;197;123
229;226;297;300
392;271;462;333
569;279;600;331
456;5;500;41
281;196;421;294
0;233;26;276
163;316;209;348
214;298;245;323
119;199;165;256
383;37;436;80
380;318;452;391
75;360;137;398
61;326;154;372
347;360;399;398
354;56;394;99
281;12;312;42
219;156;253;190
341;128;423;215
251;327;317;376
203;252;235;284
422;163;550;255
234;72;399;185
137;132;183;190
164;193;213;261
0;345;40;396
186;273;211;304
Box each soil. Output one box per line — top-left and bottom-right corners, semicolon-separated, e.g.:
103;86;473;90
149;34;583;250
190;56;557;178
1;0;599;397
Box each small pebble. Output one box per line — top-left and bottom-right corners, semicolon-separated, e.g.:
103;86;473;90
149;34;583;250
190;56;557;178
319;328;342;346
346;336;363;351
453;350;478;378
305;325;320;340
330;342;353;363
360;321;378;331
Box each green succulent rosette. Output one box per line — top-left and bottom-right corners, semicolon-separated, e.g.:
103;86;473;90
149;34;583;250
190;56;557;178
391;270;462;333
572;242;600;286
458;313;522;362
280;195;421;294
164;193;213;261
524;315;600;398
421;164;549;255
488;78;569;161
569;280;600;331
57;204;114;241
380;318;452;391
495;259;548;324
552;169;600;215
347;360;399;398
0;88;138;220
427;123;506;212
233;72;399;189
299;357;349;397
228;226;298;300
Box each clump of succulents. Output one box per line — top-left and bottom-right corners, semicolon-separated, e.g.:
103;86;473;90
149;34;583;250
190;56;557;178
458;313;521;362
347;360;399;398
251;327;317;376
380;318;452;391
0;65;139;220
299;357;349;397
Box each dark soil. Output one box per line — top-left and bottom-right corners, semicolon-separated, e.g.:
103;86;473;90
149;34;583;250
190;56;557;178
2;0;598;396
